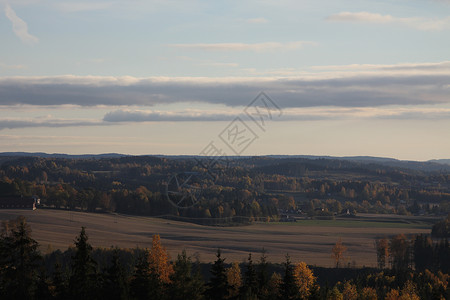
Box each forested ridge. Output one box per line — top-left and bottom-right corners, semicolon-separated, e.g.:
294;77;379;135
0;155;449;225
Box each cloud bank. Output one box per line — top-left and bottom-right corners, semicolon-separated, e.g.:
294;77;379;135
1;64;450;108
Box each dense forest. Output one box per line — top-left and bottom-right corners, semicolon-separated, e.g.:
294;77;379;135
1;216;449;300
0;155;450;225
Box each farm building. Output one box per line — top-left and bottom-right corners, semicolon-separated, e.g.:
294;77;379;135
0;195;40;210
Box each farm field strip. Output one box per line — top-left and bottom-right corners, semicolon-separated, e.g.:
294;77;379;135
0;209;431;267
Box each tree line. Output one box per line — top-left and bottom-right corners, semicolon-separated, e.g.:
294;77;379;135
0;155;449;224
1;216;449;299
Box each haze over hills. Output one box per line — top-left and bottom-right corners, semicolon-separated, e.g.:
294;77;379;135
1;152;450;172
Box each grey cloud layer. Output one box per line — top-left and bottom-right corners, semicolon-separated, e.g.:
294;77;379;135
2;106;450;130
103;110;234;122
0;73;449;108
0;119;102;130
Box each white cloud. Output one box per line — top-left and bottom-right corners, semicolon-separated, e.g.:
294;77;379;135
327;11;450;31
4;3;38;44
170;41;316;52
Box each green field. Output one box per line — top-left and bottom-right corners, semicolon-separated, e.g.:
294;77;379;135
0;209;432;268
269;219;432;229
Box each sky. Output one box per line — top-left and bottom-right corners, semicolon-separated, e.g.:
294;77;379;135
1;0;450;161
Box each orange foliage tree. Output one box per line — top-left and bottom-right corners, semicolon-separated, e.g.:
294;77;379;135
226;261;241;298
148;234;173;284
293;262;316;299
332;238;347;268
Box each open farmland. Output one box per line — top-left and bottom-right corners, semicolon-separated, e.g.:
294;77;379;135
0;209;431;267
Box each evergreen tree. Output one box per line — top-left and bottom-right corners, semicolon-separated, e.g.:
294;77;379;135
130;249;164;300
34;268;53;300
206;249;230;300
257;249;270;299
101;249;129;300
413;234;433;272
280;254;298;300
0;216;41;300
168;249;204;300
68;227;99;300
266;273;282;300
52;262;68;300
239;253;258;299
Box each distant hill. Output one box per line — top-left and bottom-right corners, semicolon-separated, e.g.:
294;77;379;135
1;152;450;172
0;152;127;159
429;159;450;166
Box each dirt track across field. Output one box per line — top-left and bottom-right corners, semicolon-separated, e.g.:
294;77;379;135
0;209;431;267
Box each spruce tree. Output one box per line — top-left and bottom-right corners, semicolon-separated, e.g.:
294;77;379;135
280;254;298;300
240;253;258;299
257;249;270;299
169;249;205;300
0;216;41;300
206;249;230;299
68;227;99;300
130;250;164;300
101;249;129;300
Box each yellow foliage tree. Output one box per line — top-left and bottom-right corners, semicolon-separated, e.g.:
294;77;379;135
384;289;400;300
148;234;173;284
332;238;347;268
226;261;241;298
359;287;377;300
293;262;316;299
342;281;358;300
399;281;420;300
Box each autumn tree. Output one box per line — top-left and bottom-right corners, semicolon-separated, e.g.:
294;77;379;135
328;286;343;300
148;234;173;284
293;262;316;299
389;234;410;271
332;238;347;268
375;238;389;269
226;261;241;298
359;287;377;300
385;289;400;300
342;281;358;300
